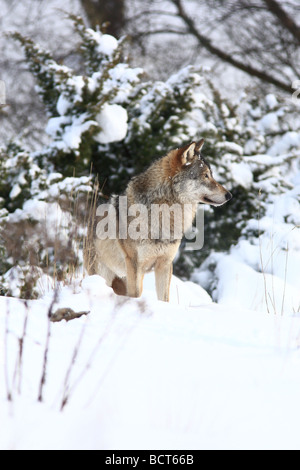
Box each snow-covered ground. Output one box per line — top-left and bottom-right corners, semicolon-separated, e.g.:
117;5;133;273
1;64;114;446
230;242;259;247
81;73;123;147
1;272;300;450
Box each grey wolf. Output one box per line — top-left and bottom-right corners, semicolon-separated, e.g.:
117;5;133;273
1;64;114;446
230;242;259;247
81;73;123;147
84;139;232;302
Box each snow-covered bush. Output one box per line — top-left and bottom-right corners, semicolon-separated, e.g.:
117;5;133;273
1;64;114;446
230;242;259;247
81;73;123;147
11;16;142;177
0;148;93;295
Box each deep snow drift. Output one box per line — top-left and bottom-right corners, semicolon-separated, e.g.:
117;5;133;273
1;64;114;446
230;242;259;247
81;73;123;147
1;272;300;450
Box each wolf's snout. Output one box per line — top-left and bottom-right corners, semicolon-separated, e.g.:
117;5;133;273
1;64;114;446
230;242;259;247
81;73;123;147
225;191;232;201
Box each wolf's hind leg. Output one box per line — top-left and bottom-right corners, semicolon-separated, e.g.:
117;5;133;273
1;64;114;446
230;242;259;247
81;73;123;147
112;277;127;296
96;263;126;296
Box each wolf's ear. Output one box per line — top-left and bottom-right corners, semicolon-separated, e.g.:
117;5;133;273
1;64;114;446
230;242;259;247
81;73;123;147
180;142;196;166
195;139;205;153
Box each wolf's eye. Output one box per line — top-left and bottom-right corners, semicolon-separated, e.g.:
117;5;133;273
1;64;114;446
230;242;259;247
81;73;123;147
205;174;209;179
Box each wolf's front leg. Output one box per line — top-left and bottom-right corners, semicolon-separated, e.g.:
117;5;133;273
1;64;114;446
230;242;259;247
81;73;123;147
125;255;144;298
155;259;173;302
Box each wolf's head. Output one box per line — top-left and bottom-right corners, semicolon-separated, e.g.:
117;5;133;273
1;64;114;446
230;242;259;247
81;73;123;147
172;139;232;206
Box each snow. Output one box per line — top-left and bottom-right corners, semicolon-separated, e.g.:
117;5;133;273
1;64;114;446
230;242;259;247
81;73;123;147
265;94;278;110
46;114;98;151
46;116;69;138
215;253;300;314
97;34;118;56
9;184;22;200
1;272;300;450
94;103;128;144
268;131;300;156
229;162;253;188
100;63;143;103
86;30;119;57
216;142;243;155
62;116;97;150
7;199;59;224
56;95;71;116
258;112;279;132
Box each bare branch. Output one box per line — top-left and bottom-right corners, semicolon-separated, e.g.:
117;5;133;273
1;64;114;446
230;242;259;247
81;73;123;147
38;289;58;402
171;0;292;93
127;9;179;23
262;0;300;43
132;29;188;40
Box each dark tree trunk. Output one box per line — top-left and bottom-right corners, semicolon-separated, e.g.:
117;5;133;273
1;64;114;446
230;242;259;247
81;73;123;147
81;0;125;38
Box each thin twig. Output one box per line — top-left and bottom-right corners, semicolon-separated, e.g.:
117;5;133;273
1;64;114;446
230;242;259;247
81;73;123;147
60;308;116;411
257;190;270;314
4;299;12;402
38;288;58;402
60;318;88;411
281;243;289;316
16;300;29;394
